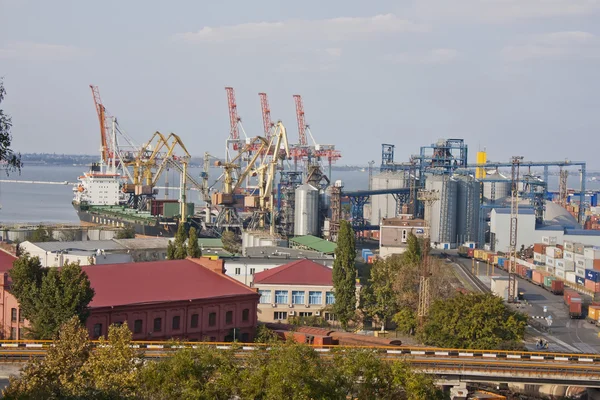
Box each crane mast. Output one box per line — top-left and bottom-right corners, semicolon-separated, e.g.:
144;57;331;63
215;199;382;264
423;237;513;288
89;85;115;169
508;156;524;303
259;92;274;140
293;94;307;146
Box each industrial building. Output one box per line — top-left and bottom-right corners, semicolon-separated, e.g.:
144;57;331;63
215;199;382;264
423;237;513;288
379;215;428;258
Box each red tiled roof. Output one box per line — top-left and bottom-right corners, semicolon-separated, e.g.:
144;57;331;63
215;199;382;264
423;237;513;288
83;259;258;308
254;259;332;286
0;250;16;273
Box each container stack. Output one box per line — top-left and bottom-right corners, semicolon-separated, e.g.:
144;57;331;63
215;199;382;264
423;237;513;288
545;245;563;275
533;243;547;265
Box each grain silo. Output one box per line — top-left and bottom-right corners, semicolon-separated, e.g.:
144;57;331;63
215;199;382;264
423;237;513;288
294;184;319;236
482;172;511;203
424;175;458;249
369;172;406;225
455;176;481;245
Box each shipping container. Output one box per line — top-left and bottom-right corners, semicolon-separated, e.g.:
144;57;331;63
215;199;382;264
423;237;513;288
545;266;555;275
564;241;574;251
542;236;557;245
588;305;600;322
564;289;578;305
533;243;547;254
525;269;533;280
555;269;565;279
543;275;556;288
585;279;600;293
367;255;375;264
488;253;495;263
586;269;600;283
546;246;562;259
556;259;575;271
533;252;546;263
570;300;583;319
467;248;474;258
564;250;574;261
576;267;586;278
576;275;586;286
574;243;585;255
498;257;506;268
546;256;555;267
457;246;469;258
531;270;545;286
551;279;564;295
566;272;577;284
493;255;499;265
584;247;600;260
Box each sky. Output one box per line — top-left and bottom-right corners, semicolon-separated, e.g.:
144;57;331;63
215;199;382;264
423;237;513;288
1;0;599;169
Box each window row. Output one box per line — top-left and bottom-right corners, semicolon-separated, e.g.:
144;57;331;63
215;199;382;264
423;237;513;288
92;309;251;338
259;290;335;305
233;267;256;275
273;312;337;321
10;308;25;323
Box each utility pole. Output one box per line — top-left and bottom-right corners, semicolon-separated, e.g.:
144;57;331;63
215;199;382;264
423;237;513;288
508;156;524;303
417;189;439;322
559;168;568;208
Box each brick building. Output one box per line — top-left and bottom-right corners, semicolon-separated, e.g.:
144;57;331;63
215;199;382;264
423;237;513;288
0;250;23;340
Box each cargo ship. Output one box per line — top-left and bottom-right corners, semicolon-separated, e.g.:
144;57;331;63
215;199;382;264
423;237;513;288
72;163;196;237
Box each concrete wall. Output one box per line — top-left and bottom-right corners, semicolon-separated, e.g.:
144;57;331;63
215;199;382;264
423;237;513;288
490;210;537;253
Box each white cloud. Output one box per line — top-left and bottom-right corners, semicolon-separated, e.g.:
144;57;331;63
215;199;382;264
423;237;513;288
502;31;600;61
385;48;459;65
174;14;429;44
0;42;90;61
414;0;600;22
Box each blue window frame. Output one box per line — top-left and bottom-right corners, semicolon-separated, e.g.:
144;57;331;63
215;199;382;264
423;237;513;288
308;291;322;305
259;290;271;304
326;291;335;305
275;290;288;304
291;291;305;305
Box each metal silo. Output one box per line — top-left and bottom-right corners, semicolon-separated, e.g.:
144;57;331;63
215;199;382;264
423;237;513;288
482;172;511;203
455;176;481;245
370;172;406;225
425;175;458;248
294;184;319;236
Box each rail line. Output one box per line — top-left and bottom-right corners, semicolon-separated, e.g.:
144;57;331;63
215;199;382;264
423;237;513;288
449;256;490;293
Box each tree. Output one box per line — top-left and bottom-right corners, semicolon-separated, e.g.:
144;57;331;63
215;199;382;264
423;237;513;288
10;258;94;339
361;259;397;331
0;78;22;174
29;225;54;242
187;227;202;258
402;233;422;265
168;223;188;260
221;230;240;254
422;292;527;349
392;307;417;335
167;240;176;260
332;220;357;330
115;226;136;239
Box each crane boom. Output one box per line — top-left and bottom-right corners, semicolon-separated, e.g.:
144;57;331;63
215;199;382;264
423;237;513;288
90;85;114;164
259;92;274;140
293;94;307;146
225;87;241;151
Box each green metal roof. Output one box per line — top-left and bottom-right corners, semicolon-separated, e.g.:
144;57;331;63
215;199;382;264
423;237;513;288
198;238;224;248
289;235;337;254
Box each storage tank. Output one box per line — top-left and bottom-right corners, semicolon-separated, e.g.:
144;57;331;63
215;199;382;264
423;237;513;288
455;176;481;245
424;175;458;249
482;172;511;203
370;172;406;225
294;184;319;236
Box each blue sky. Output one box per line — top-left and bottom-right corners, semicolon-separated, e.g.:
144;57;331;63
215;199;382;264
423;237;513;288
1;0;599;168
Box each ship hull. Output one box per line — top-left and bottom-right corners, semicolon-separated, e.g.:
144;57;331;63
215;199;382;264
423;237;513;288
73;203;178;237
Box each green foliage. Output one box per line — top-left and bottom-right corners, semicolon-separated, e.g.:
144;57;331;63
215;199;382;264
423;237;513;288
187;227;202;258
402;233;422;265
167;240;176;260
255;324;279;343
332;220;357;330
422;292;527;349
167;223;188;260
393;307;417;335
10;257;94;339
29;225;54;242
0;78;22;174
361;258;397;330
221;230;241;254
115;226;136;239
288;315;329;328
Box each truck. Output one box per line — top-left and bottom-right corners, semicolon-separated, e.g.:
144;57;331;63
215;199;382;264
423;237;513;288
564;289;583;319
550;280;564;295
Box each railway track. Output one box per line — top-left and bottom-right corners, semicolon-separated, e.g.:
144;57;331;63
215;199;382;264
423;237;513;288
448;255;491;294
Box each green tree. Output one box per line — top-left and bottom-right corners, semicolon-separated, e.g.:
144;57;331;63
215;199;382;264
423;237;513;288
10;258;95;339
361;259;397;331
3;316;91;399
168;223;188;260
332;220;357;330
30;225;54;242
115;226;136;239
187;227;202;258
0;78;22;174
402;232;422;265
422;292;527;349
167;240;176;260
393;307;417;335
221;230;240;254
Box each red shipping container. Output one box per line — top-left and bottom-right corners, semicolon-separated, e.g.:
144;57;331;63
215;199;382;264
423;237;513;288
551;280;564;295
533;243;547;254
564;289;577;305
467;248;474;258
570;301;582;317
532;270;545;285
593;259;600;271
585;279;600;293
488;254;495;263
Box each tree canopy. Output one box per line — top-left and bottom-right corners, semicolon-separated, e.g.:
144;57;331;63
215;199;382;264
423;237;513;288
168;225;203;260
115;226;136;239
9;256;94;339
187;227;202;258
4;318;446;400
332;220;357;330
221;230;241;254
422;292;527;349
0;78;22;174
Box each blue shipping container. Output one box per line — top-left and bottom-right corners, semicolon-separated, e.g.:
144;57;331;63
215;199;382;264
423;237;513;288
576;276;586;286
586;269;600;283
525;269;533;280
498;258;506;267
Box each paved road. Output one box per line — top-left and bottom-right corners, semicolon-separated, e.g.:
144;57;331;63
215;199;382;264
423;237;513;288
454;257;600;354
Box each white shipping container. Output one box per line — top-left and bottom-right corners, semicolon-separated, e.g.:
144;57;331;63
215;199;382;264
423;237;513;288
576;267;586;278
564;251;574;261
556;259;575;271
546;246;561;258
534;252;546;262
546;266;555;275
542;236;557;245
546;256;555;267
556;269;565;279
491;277;517;299
566;271;577;283
584;248;600;260
564;241;574;251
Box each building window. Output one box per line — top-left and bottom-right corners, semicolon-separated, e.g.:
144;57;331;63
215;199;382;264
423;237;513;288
10;328;16;340
249;268;255;275
134;319;143;334
18;310;24;323
325;312;337;322
172;316;181;330
235;267;241;275
208;312;217;327
308;291;322;305
299;312;313;317
11;308;17;322
191;313;199;328
326;292;335;305
153;318;162;332
242;309;250;322
226;311;233;325
93;323;103;338
402;229;407;242
273;311;288;320
274;290;288;304
259;290;272;304
292;291;305;305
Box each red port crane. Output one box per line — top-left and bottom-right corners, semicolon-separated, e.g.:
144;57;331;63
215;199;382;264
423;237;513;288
259;92;274;140
90;85;114;165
